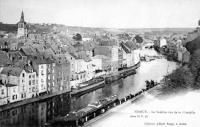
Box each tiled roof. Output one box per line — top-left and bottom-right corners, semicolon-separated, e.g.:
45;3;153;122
54;54;68;64
20;46;37;56
69;52;79;59
120;42;131;53
94;46;112;57
0;51;11;66
125;41;137;50
1;67;23;77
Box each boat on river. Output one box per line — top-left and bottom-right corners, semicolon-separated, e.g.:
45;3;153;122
45;95;118;126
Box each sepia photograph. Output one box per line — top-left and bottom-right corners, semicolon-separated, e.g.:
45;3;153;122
0;0;200;127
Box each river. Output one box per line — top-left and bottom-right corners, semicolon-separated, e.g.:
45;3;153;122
0;49;179;127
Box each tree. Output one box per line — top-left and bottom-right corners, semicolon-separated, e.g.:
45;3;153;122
189;49;200;88
163;66;194;91
73;33;82;41
135;35;143;43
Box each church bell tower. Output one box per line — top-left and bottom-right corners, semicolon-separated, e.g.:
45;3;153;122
17;11;28;38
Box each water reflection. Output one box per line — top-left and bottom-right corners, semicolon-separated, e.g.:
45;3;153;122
0;93;71;127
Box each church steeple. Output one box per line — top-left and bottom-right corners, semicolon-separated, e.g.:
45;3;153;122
198;19;200;27
17;11;27;38
20;11;24;22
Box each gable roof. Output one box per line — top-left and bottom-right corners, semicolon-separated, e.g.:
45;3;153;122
120;42;131;53
1;67;23;77
125;41;137;50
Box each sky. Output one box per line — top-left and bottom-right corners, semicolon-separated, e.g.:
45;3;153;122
0;0;200;28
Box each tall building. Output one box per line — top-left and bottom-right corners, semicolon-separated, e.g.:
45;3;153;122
17;11;28;38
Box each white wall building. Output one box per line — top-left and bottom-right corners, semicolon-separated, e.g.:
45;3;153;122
38;64;47;95
0;84;7;106
160;38;167;47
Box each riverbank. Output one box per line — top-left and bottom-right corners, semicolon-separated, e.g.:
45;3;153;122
0;89;70;112
45;80;161;126
85;87;200;127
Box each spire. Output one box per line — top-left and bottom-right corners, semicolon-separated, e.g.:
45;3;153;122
20;11;24;22
198;19;200;26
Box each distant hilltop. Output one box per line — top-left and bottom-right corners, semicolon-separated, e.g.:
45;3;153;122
0;22;194;35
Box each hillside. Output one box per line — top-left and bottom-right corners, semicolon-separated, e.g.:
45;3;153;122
0;22;194;36
185;36;200;54
0;23;17;33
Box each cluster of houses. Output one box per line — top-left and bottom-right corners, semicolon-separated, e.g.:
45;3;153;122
154;36;190;64
0;12;141;106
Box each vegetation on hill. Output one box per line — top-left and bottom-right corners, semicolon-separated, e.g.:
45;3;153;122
188;49;200;88
0;23;17;33
135;35;143;43
162;35;200;92
185;36;200;54
162;66;194;93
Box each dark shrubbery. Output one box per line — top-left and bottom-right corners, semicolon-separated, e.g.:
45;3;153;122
162;66;194;92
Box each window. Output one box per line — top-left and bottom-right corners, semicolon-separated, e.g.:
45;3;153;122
29;75;31;78
41;65;43;69
48;75;50;80
32;75;35;78
41;70;44;75
1;89;4;95
41;79;44;83
32;80;35;85
22;73;25;77
13;88;15;93
29;81;31;85
52;82;54;87
22;85;25;91
32;87;35;92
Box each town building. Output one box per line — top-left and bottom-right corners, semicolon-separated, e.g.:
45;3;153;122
159;38;167;47
54;54;70;92
0;83;7;106
94;45;119;73
0;67;22;103
177;46;190;64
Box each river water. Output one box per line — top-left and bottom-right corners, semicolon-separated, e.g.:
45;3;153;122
0;49;179;127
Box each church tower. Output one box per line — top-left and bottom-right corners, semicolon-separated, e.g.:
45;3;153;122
17;11;28;38
197;19;200;33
